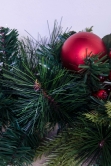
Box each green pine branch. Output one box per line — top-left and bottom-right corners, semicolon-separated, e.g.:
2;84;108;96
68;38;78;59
84;101;111;126
0;27;19;128
1;61;90;134
0;123;41;166
19;37;39;71
80;54;110;91
0;126;33;166
85;26;93;32
35;119;111;166
0;27;19;68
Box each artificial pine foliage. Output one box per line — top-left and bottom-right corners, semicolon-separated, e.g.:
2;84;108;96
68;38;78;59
0;27;19;68
35;119;111;166
0;27;41;166
0;27;19;127
1;21;111;166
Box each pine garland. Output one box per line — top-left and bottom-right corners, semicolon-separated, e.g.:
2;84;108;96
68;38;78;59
1;21;111;166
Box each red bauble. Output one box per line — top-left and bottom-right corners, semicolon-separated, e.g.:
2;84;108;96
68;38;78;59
61;32;107;71
98;75;106;82
96;89;108;99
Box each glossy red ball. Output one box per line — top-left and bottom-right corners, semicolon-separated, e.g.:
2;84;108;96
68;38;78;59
61;32;107;71
98;75;106;82
96;89;108;99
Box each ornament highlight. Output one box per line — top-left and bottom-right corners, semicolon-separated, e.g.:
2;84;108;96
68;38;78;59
61;32;107;71
106;85;111;94
98;75;106;82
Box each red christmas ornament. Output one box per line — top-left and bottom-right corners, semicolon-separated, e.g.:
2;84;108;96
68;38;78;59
98;75;106;82
61;32;107;71
96;89;108;99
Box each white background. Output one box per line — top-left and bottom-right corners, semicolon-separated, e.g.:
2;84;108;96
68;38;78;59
1;0;111;165
0;0;111;39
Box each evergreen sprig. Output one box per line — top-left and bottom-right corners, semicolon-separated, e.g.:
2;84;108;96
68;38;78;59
84;101;111;126
0;123;41;166
0;27;19;68
0;27;19;129
1;60;90;134
35;119;111;166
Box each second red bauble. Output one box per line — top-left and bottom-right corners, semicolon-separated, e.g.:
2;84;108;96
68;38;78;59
61;32;107;71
